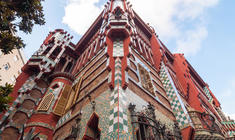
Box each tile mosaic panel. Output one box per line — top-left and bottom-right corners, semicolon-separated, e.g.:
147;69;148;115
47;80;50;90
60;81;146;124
203;87;213;103
76;89;133;140
56;110;72;128
159;63;190;128
108;58;128;136
113;39;124;57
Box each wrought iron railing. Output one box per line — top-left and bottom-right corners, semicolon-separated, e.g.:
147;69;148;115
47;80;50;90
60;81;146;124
189;111;222;135
128;103;182;140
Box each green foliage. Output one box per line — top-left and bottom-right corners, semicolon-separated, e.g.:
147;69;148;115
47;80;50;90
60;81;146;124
0;83;13;112
0;0;45;54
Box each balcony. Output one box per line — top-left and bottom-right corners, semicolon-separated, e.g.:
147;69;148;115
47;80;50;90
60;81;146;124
188;111;225;140
27;55;56;72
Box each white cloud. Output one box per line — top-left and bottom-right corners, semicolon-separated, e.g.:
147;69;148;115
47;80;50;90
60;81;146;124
63;0;219;56
221;79;235;97
229;113;235;120
224;112;235;121
176;26;208;56
220;79;235;118
62;0;102;35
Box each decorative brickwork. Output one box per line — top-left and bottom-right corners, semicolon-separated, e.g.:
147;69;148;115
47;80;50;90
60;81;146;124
0;0;230;139
18;75;36;93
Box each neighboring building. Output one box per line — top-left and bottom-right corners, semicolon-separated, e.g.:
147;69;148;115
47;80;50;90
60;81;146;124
0;49;26;86
0;0;234;139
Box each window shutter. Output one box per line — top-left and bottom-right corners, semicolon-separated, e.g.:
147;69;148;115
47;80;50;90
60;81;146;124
65;76;83;112
53;85;72;116
72;76;83;105
65;89;75;112
37;92;55;111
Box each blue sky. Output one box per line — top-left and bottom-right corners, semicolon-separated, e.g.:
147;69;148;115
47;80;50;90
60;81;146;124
19;0;235;120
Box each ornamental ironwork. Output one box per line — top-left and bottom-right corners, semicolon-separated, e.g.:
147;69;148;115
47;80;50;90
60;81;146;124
65;117;81;139
128;103;182;140
200;112;221;134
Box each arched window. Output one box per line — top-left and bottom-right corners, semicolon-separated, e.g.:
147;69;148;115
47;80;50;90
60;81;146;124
37;92;54;111
64;62;73;73
52;84;59;89
55;57;66;72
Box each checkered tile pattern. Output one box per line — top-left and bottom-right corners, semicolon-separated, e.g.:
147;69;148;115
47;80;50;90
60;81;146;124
203;87;213;103
159;63;190;127
113;39;124;57
56;110;71;128
18;76;36;93
109;58;128;133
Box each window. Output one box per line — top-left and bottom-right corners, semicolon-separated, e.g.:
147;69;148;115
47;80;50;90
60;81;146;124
135;117;156;140
18;69;22;75
53;85;72;116
11;77;15;82
138;64;154;95
12;75;17;82
13;55;19;61
64;62;73;73
3;63;10;70
38;92;55;111
52;84;59;89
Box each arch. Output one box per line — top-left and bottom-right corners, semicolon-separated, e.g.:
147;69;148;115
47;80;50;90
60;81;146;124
30;89;42;99
21;99;36;110
12;111;28;125
82;113;101;140
36;79;48;88
0;127;19;140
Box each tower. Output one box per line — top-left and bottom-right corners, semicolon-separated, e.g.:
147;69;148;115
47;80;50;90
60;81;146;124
0;0;234;139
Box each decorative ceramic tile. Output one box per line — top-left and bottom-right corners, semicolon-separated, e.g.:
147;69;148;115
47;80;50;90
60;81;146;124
159;63;190;128
203;87;213;103
113;39;124;57
109;58;128;135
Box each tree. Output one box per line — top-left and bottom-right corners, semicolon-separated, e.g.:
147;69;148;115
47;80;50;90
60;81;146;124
0;0;45;54
0;83;13;112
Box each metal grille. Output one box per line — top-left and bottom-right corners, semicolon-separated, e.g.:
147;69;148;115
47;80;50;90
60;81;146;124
38;92;54;111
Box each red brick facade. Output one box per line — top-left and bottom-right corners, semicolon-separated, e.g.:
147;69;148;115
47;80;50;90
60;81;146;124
0;0;234;139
